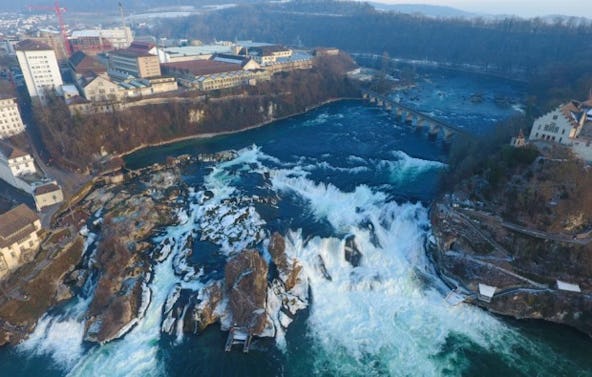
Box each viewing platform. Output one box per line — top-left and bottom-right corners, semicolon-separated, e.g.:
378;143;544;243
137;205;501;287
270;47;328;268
225;326;253;353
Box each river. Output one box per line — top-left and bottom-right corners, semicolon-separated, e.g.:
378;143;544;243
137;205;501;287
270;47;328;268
1;69;591;376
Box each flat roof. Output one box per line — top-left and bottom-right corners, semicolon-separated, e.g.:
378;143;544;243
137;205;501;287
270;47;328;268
163;60;241;76
164;45;232;56
478;283;497;298
557;280;581;292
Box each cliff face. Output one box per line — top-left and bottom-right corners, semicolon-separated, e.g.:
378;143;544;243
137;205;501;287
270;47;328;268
430;148;592;336
35;54;359;171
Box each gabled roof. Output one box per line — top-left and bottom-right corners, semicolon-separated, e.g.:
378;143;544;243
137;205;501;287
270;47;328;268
34;183;61;195
0;204;39;242
15;39;52;51
69;51;107;75
0;141;28;160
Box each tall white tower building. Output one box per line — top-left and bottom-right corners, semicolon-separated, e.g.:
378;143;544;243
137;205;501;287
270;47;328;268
16;40;63;100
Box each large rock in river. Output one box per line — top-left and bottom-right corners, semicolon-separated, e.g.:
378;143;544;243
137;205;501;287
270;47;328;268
225;250;268;335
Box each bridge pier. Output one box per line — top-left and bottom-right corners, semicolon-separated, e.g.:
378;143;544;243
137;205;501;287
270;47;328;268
405;113;413;124
443;128;454;140
428;124;440;139
361;90;470;141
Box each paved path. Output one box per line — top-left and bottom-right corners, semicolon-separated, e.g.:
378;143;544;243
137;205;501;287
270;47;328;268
445;250;548;288
458;207;592;245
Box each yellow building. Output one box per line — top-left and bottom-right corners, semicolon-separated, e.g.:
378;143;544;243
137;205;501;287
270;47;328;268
109;49;161;79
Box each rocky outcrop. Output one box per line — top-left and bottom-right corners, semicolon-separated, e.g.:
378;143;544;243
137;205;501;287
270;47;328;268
487;290;592;335
84;228;147;343
225;250;269;334
187;233;309;341
344;235;363;267
429;194;592;337
0;235;84;346
80;168;182;343
188;281;224;333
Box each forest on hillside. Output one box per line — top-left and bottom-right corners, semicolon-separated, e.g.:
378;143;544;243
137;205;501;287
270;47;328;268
147;0;592;79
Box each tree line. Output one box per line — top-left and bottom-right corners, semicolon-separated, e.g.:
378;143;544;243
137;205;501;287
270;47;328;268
148;0;592;78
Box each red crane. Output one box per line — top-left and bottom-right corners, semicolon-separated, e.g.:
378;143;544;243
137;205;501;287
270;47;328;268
27;1;71;57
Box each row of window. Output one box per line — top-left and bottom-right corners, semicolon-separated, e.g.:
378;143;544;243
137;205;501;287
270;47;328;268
534;132;563;143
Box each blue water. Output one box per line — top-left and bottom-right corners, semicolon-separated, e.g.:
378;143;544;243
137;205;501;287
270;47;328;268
1;71;592;377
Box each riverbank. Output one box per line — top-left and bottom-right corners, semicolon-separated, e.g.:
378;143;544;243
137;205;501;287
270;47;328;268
118;97;361;161
429;146;592;337
34;53;360;171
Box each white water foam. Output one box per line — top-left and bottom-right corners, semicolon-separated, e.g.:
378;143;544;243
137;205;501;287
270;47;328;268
380;151;446;184
271;168;566;376
65;204;204;377
17;225;102;370
19;145;569;376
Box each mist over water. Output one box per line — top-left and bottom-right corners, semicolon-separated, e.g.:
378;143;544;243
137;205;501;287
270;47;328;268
2;71;592;376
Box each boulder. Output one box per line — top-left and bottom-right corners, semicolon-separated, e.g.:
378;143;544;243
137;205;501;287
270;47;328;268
225;250;268;335
344;235;362;267
189;281;224;333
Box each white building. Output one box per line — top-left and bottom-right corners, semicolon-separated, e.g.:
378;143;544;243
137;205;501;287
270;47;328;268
528;106;577;145
70;27;133;50
0;142;38;193
0;98;25;139
15;39;63;100
0;204;41;279
529;99;592;161
34;182;64;211
155;44;233;64
79;73;125;102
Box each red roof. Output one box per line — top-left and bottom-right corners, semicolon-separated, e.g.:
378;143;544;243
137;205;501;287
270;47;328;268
0;141;28;160
15;39;52;51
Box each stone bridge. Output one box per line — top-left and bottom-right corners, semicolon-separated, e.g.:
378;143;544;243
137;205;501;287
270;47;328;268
362;90;472;140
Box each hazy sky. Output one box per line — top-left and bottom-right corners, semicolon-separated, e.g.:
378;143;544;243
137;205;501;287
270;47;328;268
373;0;590;18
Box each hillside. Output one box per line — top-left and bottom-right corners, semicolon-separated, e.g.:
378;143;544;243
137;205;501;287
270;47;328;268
430;143;592;336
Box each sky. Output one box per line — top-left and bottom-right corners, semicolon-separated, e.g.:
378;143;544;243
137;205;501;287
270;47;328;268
372;0;590;18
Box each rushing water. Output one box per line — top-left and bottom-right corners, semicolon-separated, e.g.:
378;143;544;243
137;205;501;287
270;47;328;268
2;70;592;376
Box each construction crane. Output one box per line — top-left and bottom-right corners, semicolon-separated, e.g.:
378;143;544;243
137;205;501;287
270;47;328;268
27;1;71;57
